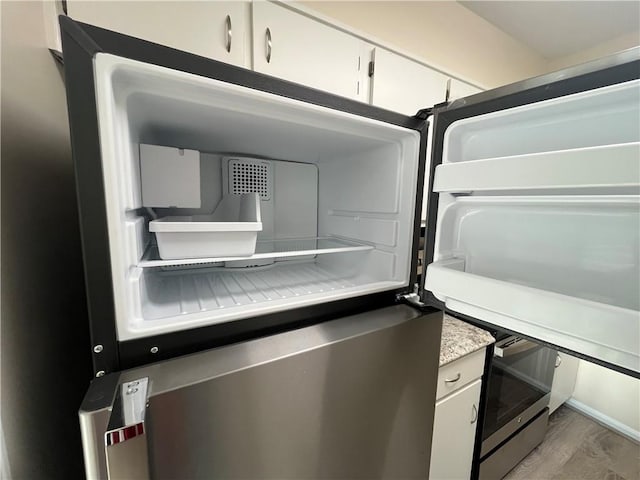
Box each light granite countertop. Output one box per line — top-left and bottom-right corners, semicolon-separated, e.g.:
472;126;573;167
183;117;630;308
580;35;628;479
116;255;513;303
440;314;495;366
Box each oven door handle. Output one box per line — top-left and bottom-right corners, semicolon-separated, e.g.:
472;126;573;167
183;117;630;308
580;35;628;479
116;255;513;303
494;337;538;357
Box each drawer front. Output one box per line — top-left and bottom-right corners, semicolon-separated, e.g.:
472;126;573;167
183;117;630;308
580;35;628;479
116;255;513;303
437;348;485;400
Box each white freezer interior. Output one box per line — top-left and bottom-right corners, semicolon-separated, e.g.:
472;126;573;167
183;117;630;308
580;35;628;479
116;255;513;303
426;79;640;373
93;54;420;341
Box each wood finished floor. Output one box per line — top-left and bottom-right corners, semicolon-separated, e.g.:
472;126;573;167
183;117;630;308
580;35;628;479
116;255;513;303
503;406;640;480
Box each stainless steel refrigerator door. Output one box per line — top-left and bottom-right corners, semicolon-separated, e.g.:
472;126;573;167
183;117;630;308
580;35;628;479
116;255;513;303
79;304;442;479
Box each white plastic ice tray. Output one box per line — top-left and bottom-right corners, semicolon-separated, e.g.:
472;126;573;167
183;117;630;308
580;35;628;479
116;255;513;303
150;193;262;259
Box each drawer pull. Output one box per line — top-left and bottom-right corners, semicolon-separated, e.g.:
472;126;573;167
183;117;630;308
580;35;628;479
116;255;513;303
444;373;461;383
471;404;478;424
265;28;272;63
555;354;562;368
225;15;232;53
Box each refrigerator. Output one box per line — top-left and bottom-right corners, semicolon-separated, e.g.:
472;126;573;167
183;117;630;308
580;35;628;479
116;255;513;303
59;16;639;479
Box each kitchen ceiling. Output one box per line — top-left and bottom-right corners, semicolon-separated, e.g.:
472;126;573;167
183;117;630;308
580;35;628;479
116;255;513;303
459;1;640;59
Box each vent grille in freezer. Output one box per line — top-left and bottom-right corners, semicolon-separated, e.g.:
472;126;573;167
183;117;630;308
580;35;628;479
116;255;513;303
228;158;272;200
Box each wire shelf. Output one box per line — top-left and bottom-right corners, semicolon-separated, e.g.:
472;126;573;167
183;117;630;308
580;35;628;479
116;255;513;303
139;237;373;268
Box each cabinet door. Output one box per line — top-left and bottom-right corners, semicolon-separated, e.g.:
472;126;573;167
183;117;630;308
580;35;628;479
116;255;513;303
448;78;483;101
252;2;364;101
430;379;482;480
370;47;448;116
548;352;580;413
368;47;448;222
66;1;250;67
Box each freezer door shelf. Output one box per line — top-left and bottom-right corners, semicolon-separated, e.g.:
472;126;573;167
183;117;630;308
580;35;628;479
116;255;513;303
426;259;639;374
138;237;374;268
433;142;640;193
424;195;639;374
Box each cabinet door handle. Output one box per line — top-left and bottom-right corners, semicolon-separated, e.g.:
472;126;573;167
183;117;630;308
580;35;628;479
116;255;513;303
265;27;272;63
225;15;232;53
444;373;461;384
471;404;478;424
555;354;562;368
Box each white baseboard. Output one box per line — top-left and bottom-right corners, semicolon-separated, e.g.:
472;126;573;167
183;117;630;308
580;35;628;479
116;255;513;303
565;398;640;444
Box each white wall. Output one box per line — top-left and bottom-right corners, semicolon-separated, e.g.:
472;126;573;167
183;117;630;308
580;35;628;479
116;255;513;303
299;1;549;88
547;30;640;72
569;360;640;441
1;1;92;477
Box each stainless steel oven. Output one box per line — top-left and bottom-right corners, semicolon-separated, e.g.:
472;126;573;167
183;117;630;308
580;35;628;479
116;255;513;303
478;332;557;479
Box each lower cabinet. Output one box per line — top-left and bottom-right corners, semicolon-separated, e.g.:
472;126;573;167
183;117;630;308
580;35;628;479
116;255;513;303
430;350;485;480
430;379;482;480
548;351;580;413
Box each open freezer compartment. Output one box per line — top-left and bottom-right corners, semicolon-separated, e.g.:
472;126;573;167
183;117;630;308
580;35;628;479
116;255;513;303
425;78;640;374
93;54;421;341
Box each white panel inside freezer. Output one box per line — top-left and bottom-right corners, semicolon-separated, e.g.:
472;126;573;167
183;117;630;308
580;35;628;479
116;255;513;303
139;144;201;208
426;79;640;373
92;54;420;341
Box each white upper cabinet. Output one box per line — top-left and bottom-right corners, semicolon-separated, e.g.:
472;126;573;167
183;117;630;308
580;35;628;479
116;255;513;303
368;47;451;222
66;1;250;67
448;77;483;101
252;2;366;101
370;47;449;116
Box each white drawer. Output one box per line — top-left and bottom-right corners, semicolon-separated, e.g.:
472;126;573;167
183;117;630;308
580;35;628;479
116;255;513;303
436;348;485;400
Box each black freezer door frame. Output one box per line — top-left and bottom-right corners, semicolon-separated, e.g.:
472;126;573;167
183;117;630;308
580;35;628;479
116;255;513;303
59;17;430;375
420;48;640;377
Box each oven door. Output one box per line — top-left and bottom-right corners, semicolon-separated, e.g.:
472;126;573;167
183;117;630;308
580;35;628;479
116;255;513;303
481;335;556;456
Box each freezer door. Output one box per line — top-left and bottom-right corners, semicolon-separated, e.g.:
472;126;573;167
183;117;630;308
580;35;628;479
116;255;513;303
79;305;442;479
422;47;640;376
